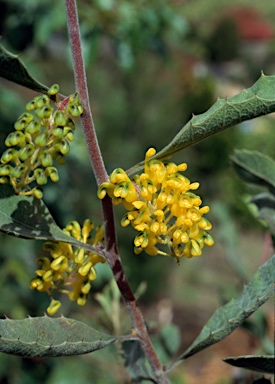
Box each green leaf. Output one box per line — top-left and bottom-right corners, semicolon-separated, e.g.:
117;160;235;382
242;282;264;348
169;254;275;367
122;340;156;383
251;192;275;235
231;150;275;194
223;355;275;374
0;316;117;357
127;74;275;175
0;44;50;93
0;184;105;257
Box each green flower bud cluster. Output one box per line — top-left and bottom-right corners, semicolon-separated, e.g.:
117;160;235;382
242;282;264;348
0;85;83;198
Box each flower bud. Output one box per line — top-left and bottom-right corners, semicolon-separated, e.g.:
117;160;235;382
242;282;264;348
14;113;33;131
26;100;36;111
45;167;59;182
12;164;27;178
78;261;92;276
5;131;25;147
34;168;47;185
54;110;67;127
59;138;70;155
35;105;52;119
63;127;74;141
48;84;59;96
77;296;87;306
52;127;64;138
43;269;54;281
34;95;49;109
1;148;18;164
40;150;53;167
0;177;9;184
0;164;12;176
33;187;43;199
66;102;80;118
25;120;41;135
65;118;75;130
35;133;48;147
81;281;91;294
74;248;85;264
47;299;61;315
51;255;68;271
18;144;35;161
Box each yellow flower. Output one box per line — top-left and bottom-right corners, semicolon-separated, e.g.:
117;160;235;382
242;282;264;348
98;148;214;262
30;220;105;315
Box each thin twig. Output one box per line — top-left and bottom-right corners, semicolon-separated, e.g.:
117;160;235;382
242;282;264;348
65;0;170;382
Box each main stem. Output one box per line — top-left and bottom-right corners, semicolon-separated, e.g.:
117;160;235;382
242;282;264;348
65;1;170;382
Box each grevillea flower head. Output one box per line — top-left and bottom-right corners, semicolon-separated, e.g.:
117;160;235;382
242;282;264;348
0;86;83;198
30;219;105;315
98;148;214;262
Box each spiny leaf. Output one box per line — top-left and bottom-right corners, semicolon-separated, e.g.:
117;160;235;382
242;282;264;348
223;355;275;374
169;254;275;367
231;150;275;194
0;184;105;257
0;316;117;357
0;44;50;96
127;74;275;175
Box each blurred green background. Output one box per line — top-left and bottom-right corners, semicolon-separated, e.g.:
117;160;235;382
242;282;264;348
0;0;274;383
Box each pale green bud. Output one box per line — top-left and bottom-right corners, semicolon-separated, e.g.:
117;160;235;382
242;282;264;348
35;105;52;119
66;102;80;118
14;113;33;131
1;148;18;164
25;120;41;135
34;95;49;109
5;131;26;147
40;150;53;167
34;168;47;185
0;164;12;176
18;144;35;161
54;111;67;127
48;84;59;96
33;187;43;199
45;167;59;182
52;127;64;138
35;133;48;147
12;164;27;178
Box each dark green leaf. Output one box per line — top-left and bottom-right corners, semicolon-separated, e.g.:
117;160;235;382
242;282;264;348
122;340;157;383
0;44;50;95
0;184;105;257
231;150;275;194
127;74;275;175
251;192;275;234
0;316;116;357
224;355;275;374
169;255;275;366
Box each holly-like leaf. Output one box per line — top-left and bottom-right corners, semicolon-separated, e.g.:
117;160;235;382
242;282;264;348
0;184;105;257
127;74;275;175
231;150;275;194
169;255;275;368
224;355;275;374
0;44;50;95
0;316;117;357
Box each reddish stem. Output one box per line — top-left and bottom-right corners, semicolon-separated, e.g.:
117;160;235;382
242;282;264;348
65;0;170;382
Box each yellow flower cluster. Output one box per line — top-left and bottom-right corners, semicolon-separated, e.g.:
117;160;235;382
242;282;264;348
0;85;83;198
98;148;214;261
30;220;105;315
